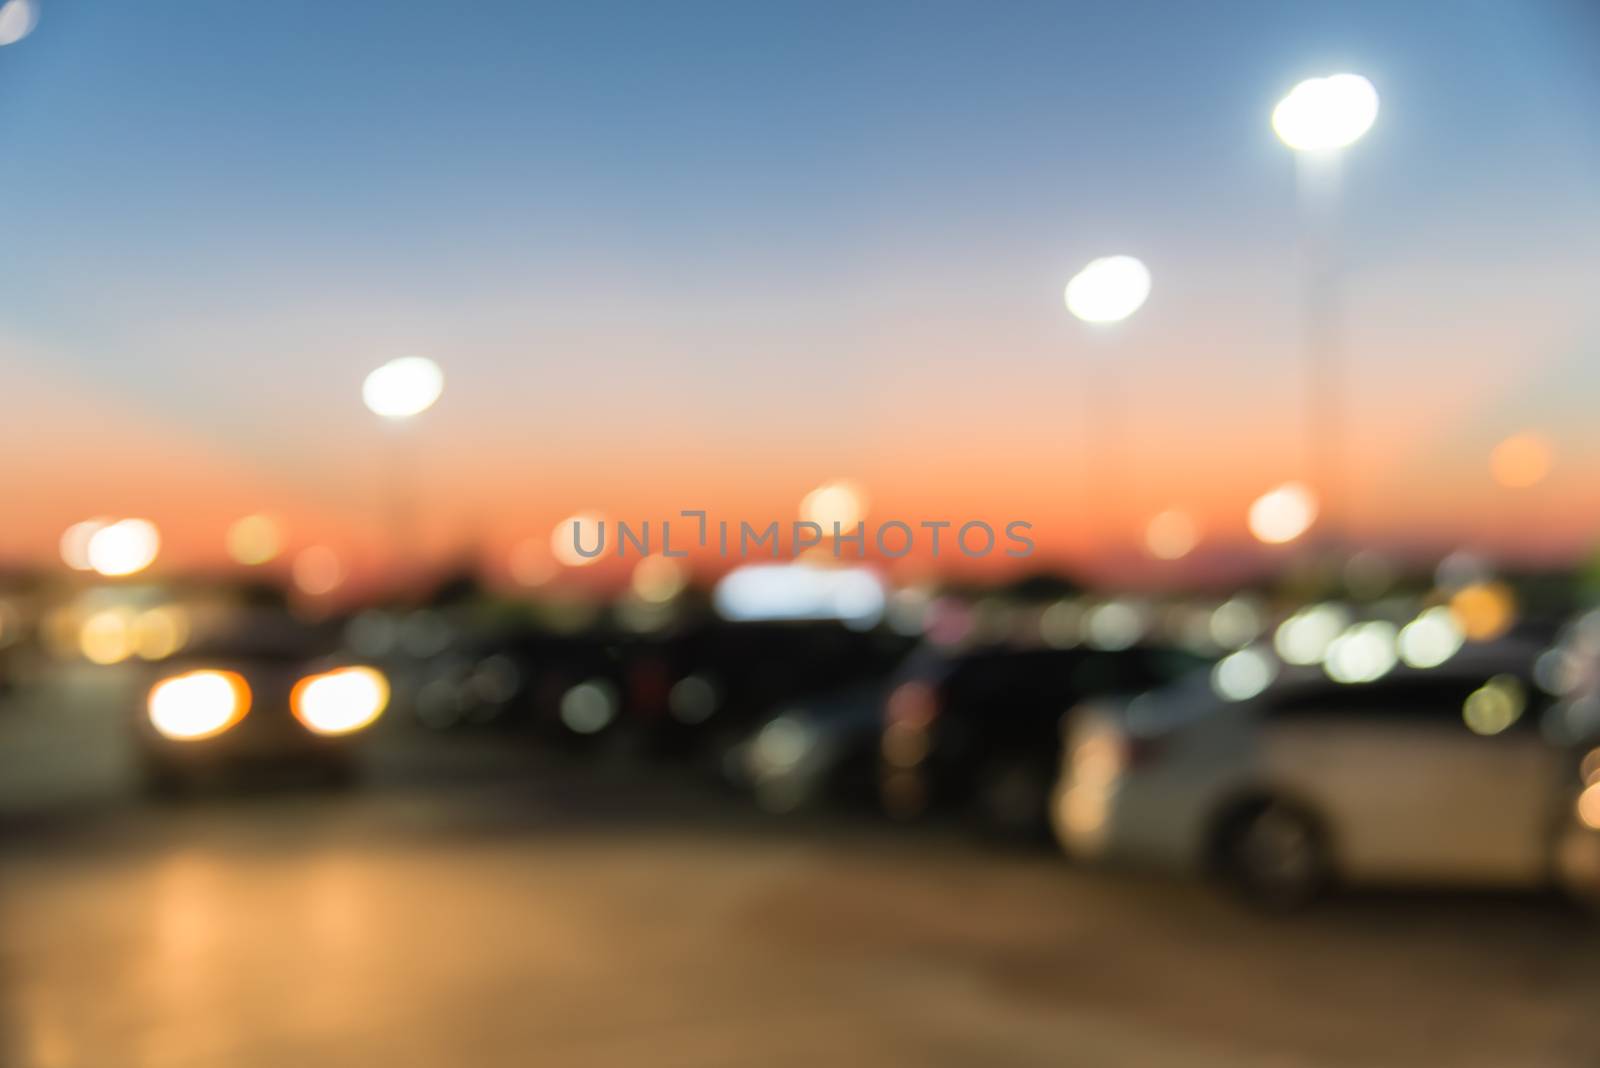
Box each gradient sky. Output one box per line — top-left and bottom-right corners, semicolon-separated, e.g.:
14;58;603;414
1;0;1597;584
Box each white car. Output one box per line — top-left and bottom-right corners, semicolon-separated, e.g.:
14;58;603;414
1052;641;1600;905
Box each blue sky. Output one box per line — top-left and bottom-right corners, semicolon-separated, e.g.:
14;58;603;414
1;0;1597;571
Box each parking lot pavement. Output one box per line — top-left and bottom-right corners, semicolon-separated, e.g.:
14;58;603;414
4;681;1600;1067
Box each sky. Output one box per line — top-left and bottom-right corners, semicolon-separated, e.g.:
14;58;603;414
1;0;1597;586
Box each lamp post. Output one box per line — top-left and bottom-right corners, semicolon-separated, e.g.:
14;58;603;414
1272;73;1378;547
362;356;444;587
1064;255;1151;574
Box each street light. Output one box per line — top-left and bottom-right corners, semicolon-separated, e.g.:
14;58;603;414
801;480;867;532
0;0;39;47
87;519;161;577
1065;256;1150;325
1272;74;1379;153
362;356;444;420
1248;482;1319;546
1272;72;1377;550
1065;255;1151;573
363;356;444;586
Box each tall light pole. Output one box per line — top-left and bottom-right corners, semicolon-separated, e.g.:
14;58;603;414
362;356;445;588
1064;255;1151;575
1272;73;1378;549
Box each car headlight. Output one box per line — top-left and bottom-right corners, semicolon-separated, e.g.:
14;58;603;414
292;666;389;736
148;669;252;741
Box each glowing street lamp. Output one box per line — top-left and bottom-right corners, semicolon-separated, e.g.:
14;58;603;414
801;480;867;532
1272;74;1379;153
87;519;161;577
1064;255;1151;571
1064;256;1151;325
1272;73;1378;549
363;356;444;586
1248;482;1319;546
362;356;444;420
60;518;111;571
0;0;39;47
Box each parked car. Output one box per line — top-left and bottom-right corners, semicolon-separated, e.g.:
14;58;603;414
408;627;636;742
624;620;914;766
1051;640;1600;906
136;612;389;793
879;641;1212;837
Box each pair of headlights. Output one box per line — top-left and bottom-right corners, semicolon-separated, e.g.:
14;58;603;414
147;666;389;741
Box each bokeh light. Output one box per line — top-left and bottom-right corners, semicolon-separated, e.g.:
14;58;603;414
1248;482;1318;545
631;555;688;604
59;518;110;571
1489;432;1554;489
1435;550;1493;593
292;666;390;735
87;519;161;577
1039;599;1083;649
560;680;618;734
1397;605;1465;669
1064;255;1151;324
1579;783;1600;833
293;546;345;596
714;564;885;627
1084;600;1144;651
78;608;135;665
1272;73;1379;152
1274;602;1351;665
800;480;866;530
1211;647;1277;702
1449;581;1516;642
0;0;39;47
132;606;190;661
552;514;607;568
668;675;718;724
148;670;251;741
1580;748;1600;787
1323;621;1398;684
1209;596;1265;650
362;356;444;419
1144;510;1198;561
226;514;284;566
1462;675;1525;736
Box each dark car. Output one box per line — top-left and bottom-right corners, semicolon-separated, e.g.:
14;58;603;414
408;627;638;742
879;641;1212;837
621;620;915;766
136;612;390;793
